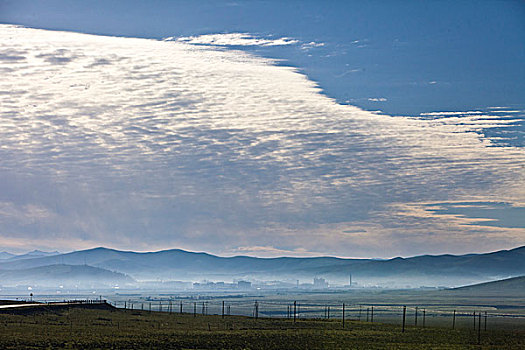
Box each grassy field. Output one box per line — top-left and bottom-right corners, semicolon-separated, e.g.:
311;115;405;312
0;307;524;349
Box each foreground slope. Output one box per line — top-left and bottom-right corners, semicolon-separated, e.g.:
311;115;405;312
0;308;523;349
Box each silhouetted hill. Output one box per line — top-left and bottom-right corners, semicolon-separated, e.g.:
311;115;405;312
0;264;134;287
5;250;60;261
449;275;525;296
0;252;15;260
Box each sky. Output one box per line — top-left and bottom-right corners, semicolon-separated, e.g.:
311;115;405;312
0;1;524;257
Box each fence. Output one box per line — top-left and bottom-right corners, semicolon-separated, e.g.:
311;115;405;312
109;298;525;331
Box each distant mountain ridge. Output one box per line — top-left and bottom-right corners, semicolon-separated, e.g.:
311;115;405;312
6;250;61;261
0;252;16;260
0;246;524;287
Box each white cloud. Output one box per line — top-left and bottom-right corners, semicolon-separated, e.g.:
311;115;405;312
0;25;523;257
171;33;299;47
368;97;387;102
301;41;325;50
420;111;483;116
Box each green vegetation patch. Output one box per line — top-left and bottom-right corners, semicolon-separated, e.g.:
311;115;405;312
0;308;523;349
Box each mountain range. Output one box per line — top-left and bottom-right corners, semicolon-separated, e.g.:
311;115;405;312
0;246;524;288
0;250;60;261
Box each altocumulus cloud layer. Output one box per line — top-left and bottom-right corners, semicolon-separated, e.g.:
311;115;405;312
0;25;524;257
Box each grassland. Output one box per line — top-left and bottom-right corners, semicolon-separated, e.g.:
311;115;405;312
0;307;524;349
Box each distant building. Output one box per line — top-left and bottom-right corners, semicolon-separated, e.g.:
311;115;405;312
313;277;328;289
237;281;252;289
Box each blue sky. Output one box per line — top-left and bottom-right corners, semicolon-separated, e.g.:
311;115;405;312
0;1;523;257
2;0;524;116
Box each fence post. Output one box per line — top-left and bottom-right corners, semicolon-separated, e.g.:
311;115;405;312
358;305;362;321
222;301;225;319
473;312;476;330
366;307;369;322
371;306;374;323
402;306;406;333
478;312;481;344
180;301;183;314
452;310;456;330
328;306;330;320
194;302;196;317
342;303;345;328
423;309;426;328
484;311;487;331
294;301;297;323
149;302;151;313
415;306;418;326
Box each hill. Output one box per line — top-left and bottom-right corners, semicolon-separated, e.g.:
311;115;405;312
0;264;134;287
5;250;60;261
0;252;15;260
449;275;525;296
